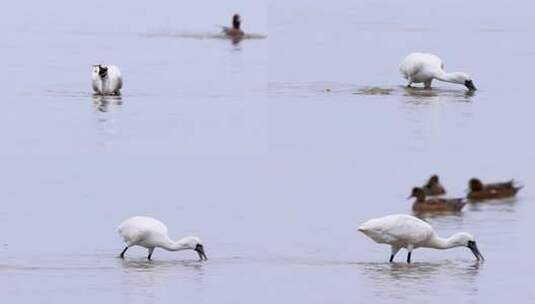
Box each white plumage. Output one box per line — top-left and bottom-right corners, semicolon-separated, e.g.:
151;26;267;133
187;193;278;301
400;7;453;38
92;64;123;95
117;216;207;261
400;53;476;90
358;214;483;263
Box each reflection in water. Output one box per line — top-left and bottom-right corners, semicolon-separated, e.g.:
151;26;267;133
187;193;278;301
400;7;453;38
413;210;465;219
142;30;268;49
92;95;122;112
142;31;267;41
467;198;518;213
118;258;206;304
394;86;476;145
91;95;123;148
360;261;481;299
118;258;205;272
400;86;475;104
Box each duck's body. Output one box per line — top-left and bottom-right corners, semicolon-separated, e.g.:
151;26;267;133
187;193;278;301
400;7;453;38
222;26;244;38
117;216;207;261
412;198;465;213
468;178;522;201
358;214;483;263
400;53;476;90
484;181;515;190
421;175;446;196
92;64;122;95
222;13;244;40
409;187;465;213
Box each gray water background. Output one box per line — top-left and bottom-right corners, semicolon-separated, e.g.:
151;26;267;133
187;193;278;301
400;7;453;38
1;0;534;303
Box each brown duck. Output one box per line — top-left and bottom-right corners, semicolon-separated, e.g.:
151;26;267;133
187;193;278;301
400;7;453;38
409;187;465;213
421;175;446;196
467;178;523;200
222;14;244;40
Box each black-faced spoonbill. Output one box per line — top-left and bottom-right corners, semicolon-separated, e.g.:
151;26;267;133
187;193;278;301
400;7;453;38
358;214;483;263
92;64;122;95
117;216;207;261
400;53;477;91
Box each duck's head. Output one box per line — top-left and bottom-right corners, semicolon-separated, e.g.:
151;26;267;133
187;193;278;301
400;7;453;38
451;72;476;91
469;178;484;192
232;13;241;29
182;236;208;261
408;187;426;201
450;232;484;261
427;174;440;186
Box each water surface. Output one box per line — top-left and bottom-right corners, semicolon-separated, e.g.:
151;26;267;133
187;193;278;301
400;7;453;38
1;0;535;303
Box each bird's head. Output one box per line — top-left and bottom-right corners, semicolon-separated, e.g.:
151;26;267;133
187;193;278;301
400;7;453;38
93;65;108;78
451;232;484;261
450;72;476;91
469;178;484;192
408;187;426;201
182;236;207;261
427;175;440;186
232;13;241;29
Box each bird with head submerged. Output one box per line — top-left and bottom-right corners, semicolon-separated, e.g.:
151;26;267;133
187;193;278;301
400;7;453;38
409;187;465;213
92;64;122;95
421;174;446;196
400;53;477;91
468;178;523;201
358;214;484;263
117;216;207;261
222;13;244;39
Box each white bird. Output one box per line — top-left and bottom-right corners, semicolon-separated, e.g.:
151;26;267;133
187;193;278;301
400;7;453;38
92;64;123;95
117;216;207;261
400;53;476;91
358;214;483;263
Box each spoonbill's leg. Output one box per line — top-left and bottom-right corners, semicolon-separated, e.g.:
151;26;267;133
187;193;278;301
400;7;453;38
390;246;401;263
424;79;433;89
120;247;128;259
147;248;155;260
406;244;414;263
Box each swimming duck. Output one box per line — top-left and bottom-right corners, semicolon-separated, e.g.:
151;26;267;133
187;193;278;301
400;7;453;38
421;174;446;196
400;53;476;91
467;178;523;200
92;64;122;95
222;14;244;39
409;187;466;213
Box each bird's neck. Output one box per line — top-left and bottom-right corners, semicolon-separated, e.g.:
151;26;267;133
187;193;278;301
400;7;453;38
233;21;241;29
160;238;191;251
434;70;460;84
426;234;461;249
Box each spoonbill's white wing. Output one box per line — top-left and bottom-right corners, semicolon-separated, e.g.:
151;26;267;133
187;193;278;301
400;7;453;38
400;53;443;80
107;65;123;91
359;214;433;245
117;216;168;244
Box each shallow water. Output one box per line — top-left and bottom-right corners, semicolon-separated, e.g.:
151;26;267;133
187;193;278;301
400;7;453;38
1;0;535;303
